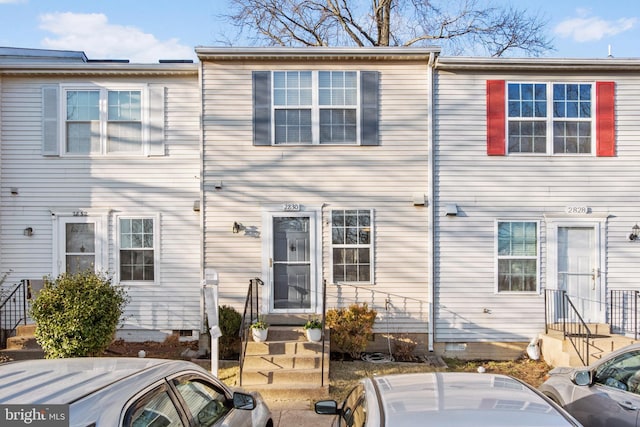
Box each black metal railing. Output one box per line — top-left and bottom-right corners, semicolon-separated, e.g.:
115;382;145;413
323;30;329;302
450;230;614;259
0;280;28;349
320;279;327;387
239;278;263;386
544;288;592;366
610;290;640;339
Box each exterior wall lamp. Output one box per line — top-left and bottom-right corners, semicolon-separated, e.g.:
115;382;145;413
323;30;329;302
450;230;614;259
23;227;33;237
630;224;640;241
232;222;244;234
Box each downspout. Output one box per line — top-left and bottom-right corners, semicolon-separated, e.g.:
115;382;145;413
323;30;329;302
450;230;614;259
427;52;436;352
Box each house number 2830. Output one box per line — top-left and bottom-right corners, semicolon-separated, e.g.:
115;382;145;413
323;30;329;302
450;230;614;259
73;210;88;216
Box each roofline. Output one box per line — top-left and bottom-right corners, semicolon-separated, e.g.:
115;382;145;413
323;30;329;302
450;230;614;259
436;56;640;72
0;62;199;77
195;46;441;61
0;46;88;62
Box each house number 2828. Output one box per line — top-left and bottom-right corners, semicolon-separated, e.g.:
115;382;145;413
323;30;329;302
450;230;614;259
73;210;88;216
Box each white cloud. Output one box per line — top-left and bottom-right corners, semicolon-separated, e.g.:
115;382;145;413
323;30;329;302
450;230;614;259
38;12;195;63
554;9;637;42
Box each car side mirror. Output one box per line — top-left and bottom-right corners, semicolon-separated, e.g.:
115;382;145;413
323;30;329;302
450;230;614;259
572;370;592;386
232;392;256;410
315;400;339;415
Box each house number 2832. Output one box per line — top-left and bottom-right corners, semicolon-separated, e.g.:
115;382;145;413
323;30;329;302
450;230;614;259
73;210;88;216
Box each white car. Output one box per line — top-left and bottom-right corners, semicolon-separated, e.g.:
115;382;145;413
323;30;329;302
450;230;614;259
540;343;640;427
0;357;273;427
316;372;582;426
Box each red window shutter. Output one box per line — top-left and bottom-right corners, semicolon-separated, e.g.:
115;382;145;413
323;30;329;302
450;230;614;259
487;80;506;155
596;81;615;157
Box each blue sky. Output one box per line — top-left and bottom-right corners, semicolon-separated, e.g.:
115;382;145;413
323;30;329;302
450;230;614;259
0;0;637;62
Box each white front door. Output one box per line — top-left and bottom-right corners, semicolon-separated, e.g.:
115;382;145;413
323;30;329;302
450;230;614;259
556;225;603;323
54;215;105;276
263;210;319;314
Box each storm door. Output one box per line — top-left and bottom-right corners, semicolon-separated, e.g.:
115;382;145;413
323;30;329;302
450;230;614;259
557;225;601;323
272;216;312;310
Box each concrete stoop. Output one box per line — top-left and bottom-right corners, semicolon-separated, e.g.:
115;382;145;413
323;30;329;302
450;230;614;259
241;326;330;402
540;325;638;367
1;323;45;360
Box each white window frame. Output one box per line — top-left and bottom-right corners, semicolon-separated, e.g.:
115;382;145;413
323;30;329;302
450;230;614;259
60;83;149;157
51;210;108;277
271;71;360;145
494;220;540;294
329;208;374;285
506;82;595;156
115;214;160;284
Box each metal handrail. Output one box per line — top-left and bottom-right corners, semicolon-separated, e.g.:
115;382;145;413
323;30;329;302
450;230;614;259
239;278;262;386
0;280;28;349
320;279;327;387
610;290;639;339
544;288;592;366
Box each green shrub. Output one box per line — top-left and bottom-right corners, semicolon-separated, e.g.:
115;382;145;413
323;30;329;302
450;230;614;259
326;303;377;359
218;305;241;359
29;270;128;358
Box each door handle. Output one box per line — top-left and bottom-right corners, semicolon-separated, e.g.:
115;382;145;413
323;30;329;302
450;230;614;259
617;400;639;411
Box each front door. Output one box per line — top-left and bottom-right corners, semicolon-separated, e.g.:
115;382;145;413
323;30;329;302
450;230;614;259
265;211;318;313
557;225;602;323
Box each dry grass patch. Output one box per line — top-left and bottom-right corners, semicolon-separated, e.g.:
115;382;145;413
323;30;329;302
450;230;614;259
218;357;550;403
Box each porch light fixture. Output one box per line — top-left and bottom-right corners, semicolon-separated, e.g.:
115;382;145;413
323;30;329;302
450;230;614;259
23;227;33;237
232;222;244;234
630;224;640;241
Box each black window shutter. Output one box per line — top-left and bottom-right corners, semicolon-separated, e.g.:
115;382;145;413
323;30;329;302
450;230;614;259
360;71;380;146
253;71;271;146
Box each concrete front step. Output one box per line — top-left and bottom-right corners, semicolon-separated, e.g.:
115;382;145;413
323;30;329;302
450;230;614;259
241;325;330;400
0;348;45;361
249;384;329;402
243;354;327;370
242;367;325;385
246;340;325;357
541;329;638;367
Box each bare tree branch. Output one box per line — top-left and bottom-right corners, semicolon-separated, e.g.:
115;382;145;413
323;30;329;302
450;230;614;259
222;0;553;56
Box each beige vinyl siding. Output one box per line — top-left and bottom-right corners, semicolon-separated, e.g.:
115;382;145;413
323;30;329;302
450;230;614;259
0;74;201;334
435;68;640;342
202;60;431;333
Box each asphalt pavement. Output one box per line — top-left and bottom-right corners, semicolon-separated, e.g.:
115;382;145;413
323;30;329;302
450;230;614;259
268;399;333;427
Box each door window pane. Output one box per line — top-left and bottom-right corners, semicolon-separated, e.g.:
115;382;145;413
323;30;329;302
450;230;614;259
65;223;95;273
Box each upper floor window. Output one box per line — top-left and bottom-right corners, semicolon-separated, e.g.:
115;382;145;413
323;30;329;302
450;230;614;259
42;84;165;157
507;83;593;155
252;70;379;147
66;89;142;154
486;80;615;157
496;221;538;293
273;71;358;145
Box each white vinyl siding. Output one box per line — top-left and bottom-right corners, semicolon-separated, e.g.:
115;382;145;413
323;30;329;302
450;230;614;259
434;66;640;342
0;73;200;334
202;59;430;333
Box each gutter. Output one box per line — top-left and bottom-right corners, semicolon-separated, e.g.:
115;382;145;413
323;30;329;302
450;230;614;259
427;51;436;353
